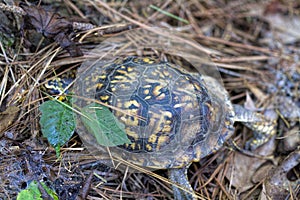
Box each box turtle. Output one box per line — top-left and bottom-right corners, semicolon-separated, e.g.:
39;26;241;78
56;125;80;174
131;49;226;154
49;56;277;199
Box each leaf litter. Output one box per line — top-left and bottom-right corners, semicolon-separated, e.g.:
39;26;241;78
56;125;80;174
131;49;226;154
0;0;299;199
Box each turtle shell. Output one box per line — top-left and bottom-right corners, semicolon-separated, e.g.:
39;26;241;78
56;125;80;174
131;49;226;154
74;56;235;169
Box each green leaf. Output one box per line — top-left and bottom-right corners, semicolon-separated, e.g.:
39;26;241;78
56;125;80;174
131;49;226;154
81;103;131;146
149;5;189;24
17;181;58;200
40;182;58;200
39;100;75;155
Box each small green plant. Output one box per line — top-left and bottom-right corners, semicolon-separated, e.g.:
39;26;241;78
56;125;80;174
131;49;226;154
81;103;131;146
39;99;130;157
39;100;75;157
17;181;58;200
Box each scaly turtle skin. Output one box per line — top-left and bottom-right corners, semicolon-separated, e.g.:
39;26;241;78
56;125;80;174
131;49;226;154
50;56;277;199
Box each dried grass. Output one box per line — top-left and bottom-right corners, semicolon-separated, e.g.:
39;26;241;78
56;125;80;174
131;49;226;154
0;0;299;199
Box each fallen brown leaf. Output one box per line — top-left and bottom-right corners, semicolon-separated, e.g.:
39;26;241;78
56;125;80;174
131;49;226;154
20;3;83;57
0;106;20;136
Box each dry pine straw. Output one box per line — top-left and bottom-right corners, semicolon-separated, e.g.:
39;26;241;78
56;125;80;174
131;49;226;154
0;0;299;199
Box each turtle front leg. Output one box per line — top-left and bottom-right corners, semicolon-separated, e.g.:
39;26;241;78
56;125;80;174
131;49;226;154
168;167;197;200
233;104;277;150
